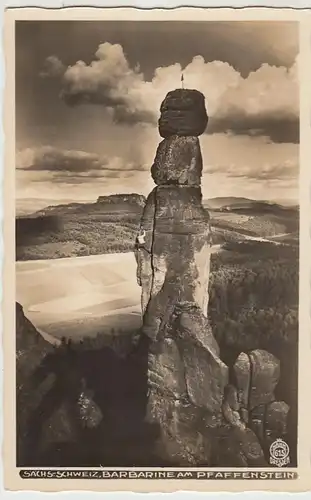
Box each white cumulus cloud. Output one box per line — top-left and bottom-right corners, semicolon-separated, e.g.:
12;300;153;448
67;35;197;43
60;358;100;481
41;42;299;142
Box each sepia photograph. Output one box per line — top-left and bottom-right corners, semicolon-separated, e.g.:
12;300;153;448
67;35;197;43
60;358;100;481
14;17;300;470
3;8;310;491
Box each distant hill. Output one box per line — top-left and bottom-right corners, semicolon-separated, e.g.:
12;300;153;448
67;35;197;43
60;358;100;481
35;193;146;217
204;197;252;209
204;196;299;214
16;193;299;261
273;199;299;208
97;193;146;207
16;198;90;217
16;193;146;260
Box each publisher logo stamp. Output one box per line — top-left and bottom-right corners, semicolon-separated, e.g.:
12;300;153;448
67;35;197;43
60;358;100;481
269;438;290;467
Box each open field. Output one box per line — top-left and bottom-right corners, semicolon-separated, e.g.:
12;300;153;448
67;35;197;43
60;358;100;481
16;253;142;340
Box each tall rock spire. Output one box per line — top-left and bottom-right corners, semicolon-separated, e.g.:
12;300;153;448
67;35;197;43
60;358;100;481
135;87;288;467
135;88;228;465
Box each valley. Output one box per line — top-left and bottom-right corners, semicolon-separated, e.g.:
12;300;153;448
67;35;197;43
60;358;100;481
16;194;299;344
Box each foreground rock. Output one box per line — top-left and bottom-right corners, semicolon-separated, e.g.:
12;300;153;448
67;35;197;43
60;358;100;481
146;306;227;465
16;302;56;464
16;303;104;465
223;349;289;463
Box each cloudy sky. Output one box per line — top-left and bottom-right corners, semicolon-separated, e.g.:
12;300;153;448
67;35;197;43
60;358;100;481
16;21;299;210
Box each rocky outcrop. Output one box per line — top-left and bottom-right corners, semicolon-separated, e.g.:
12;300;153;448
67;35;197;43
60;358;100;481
96;193;146;207
16;302;56;464
16;303;103;465
212;425;267;467
222;349;289;463
135;89;224;465
229;350;280;425
135;87;291;467
146;306;227;465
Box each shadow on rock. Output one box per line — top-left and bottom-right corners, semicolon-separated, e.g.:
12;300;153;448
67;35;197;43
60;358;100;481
20;334;171;467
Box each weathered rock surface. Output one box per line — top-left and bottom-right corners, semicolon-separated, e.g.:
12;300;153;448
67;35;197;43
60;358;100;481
158;89;208;138
222;384;245;431
233;349;280;418
16;303;104;465
16;302;50;370
265;401;289;439
249;404;266;443
232;427;267;466
249;400;289;449
146;390;212;465
224;349;288;464
160;88;207;112
146;306;226;465
212;425;267;467
233;352;251;424
148;336;187;398
249;349;280;410
151;136;203;186
138;185;212;338
175;308;228;412
177;305;219;356
16;303;56;464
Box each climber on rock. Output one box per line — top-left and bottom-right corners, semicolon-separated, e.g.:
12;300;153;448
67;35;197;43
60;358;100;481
137;229;146;247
